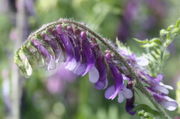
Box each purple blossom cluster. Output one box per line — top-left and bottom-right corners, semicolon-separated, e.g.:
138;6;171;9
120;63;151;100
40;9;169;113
17;22;177;115
118;47;178;112
142;73;177;111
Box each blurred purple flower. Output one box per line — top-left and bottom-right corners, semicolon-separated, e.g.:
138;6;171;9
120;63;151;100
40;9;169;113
117;0;167;41
117;0;139;42
145;0;166;18
46;64;77;94
25;0;35;16
174;116;180;119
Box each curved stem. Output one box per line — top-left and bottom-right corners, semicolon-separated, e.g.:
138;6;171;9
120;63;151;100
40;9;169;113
28;19;172;119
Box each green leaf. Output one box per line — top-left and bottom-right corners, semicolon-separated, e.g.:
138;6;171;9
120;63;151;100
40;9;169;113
134;104;160;116
150;38;162;45
141;42;158;48
133;38;149;44
160;29;169;37
175;19;180;27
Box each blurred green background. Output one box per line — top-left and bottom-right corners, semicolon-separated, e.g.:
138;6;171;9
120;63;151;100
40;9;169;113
0;0;180;119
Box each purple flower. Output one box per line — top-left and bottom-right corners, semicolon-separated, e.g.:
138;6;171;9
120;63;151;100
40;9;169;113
31;39;56;70
104;52;133;103
41;33;64;63
125;81;135;115
116;46;177;112
80;31;95;75
94;55;108;90
55;25;75;62
152;92;178;111
23;23;136;113
105;59;124;99
17;21;177;115
89;44;108;90
142;73;173;95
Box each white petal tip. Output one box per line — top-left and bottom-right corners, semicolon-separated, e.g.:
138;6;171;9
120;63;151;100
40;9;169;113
88;66;99;83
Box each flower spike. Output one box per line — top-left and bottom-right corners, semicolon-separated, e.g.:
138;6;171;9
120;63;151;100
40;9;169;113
14;19;178;118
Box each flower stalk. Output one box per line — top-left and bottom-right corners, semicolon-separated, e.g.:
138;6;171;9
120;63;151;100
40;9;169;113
17;19;174;119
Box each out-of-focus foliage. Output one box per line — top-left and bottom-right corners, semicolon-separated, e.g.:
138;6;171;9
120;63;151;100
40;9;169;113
0;0;180;119
134;19;180;76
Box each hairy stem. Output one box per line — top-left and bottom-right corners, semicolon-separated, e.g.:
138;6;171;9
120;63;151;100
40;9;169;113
28;19;172;119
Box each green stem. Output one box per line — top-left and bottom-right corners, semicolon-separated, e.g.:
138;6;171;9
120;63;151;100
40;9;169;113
28;19;172;119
